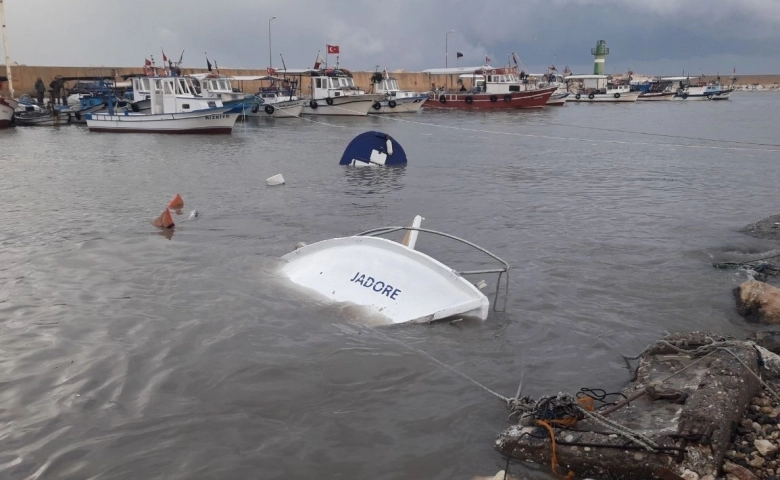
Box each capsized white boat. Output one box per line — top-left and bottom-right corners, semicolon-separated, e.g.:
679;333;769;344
280;216;510;325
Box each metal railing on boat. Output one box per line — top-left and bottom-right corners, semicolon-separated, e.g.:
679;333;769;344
356;226;511;312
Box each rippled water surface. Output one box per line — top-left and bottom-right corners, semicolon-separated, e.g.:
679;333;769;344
2;93;780;479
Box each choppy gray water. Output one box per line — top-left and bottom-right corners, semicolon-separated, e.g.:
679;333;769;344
2;93;780;479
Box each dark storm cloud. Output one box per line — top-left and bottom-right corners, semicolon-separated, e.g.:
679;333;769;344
3;0;779;74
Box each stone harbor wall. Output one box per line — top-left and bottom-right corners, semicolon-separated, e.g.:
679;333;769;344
2;65;780;97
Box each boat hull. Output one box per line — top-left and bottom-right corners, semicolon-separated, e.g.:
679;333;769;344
546;92;569;106
301;94;384;116
14;110;71;126
423;87;556;109
568;91;641;102
0;99;14;128
638;92;676;101
368;95;428;114
245;99;305;118
281;236;489;325
675;87;734;101
85;107;238;134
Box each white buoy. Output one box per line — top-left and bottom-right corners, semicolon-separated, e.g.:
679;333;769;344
266;174;285;186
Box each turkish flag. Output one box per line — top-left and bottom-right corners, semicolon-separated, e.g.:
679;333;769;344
327;44;340;54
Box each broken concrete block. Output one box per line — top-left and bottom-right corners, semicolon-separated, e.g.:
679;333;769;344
495;332;761;479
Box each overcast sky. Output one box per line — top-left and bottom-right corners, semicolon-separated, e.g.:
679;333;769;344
2;0;779;75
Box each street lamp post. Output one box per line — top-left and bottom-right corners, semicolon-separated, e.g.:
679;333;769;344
445;30;455;68
268;16;277;68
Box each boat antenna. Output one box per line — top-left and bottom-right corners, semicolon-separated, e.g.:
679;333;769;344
0;0;14;97
279;53;287;72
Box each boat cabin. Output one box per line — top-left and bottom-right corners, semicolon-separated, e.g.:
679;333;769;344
565;74;631;94
375;77;401;94
309;69;365;99
130;76;222;114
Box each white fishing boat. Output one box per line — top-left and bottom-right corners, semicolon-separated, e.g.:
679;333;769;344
238;74;305;118
85;75;239;134
189;73;261;115
0;94;13;128
665;76;734;101
281;216;510;325
281;67;383;116
368;70;428;114
1;1;18;128
534;72;569;106
565;74;640;102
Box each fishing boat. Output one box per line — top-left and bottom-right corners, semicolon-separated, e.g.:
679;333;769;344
14;107;71;126
368;70;428;114
565;74;640;102
280;67;384;116
189;73;261;114
422;65;556;109
0;96;13;128
85;74;239;134
0;76;14;127
634;78;676;101
1;0;17;128
535;72;570;106
666;76;734;100
240;73;305;118
281;215;509;325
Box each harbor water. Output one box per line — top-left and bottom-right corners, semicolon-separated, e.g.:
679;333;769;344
1;93;780;479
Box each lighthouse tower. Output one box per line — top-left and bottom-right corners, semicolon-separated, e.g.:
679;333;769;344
591;40;609;75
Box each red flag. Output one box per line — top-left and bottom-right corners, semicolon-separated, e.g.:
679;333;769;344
145;58;152;66
485;55;491;64
162;49;168;62
327;44;340;54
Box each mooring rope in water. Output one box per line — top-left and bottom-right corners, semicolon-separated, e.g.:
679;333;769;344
357;324;513;404
376;115;780;153
536;119;780;149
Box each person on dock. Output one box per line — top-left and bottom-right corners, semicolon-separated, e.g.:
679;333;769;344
49;76;62;105
61;82;69;106
34;77;46;105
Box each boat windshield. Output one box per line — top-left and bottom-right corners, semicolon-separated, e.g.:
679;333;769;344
386;79;399;91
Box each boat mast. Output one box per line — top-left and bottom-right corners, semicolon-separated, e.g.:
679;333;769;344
0;0;13;97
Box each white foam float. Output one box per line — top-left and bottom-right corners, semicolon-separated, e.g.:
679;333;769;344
267;174;285;186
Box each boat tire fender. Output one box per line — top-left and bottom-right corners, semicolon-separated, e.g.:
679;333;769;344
503;94;511;102
74;111;81;121
372;101;381;110
681;93;688;99
464;96;473;105
388;100;397;108
310;100;318;109
490;95;498;102
614;93;620;99
588;93;595;100
575;94;581;100
265;105;275;114
438;94;446;103
325;97;334;106
706;94;713;100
